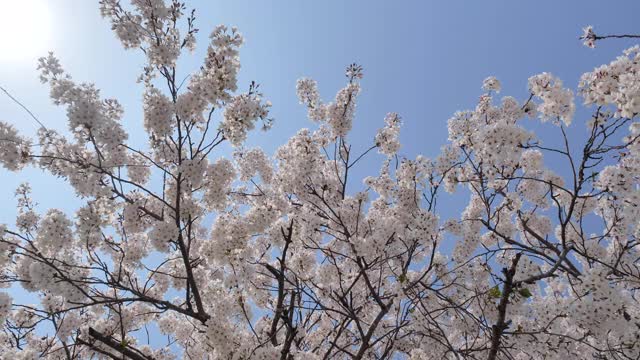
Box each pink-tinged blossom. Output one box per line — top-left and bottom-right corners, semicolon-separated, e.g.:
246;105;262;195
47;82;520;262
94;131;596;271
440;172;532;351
581;25;597;48
325;82;360;138
528;72;575;126
375;112;402;156
0;122;30;171
296;78;326;122
482;76;501;92
143;87;174;137
580;46;640;118
220;93;271;146
0;293;11;324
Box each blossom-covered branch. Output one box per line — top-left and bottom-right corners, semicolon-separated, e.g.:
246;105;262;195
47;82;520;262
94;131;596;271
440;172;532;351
0;2;639;359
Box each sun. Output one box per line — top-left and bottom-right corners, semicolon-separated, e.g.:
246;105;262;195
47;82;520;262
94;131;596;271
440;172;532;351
0;0;52;62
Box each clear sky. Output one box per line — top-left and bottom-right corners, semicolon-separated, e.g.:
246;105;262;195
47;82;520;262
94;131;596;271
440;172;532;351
2;0;640;222
2;0;640;352
2;0;640;224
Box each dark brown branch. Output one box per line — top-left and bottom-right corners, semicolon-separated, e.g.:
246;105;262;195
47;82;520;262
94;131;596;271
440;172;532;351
487;253;521;360
78;327;155;360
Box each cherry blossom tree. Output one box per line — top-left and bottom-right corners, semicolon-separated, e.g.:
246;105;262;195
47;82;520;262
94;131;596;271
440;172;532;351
0;1;639;359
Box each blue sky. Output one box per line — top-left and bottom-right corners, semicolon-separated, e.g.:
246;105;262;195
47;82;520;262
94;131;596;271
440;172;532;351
1;0;640;348
2;0;640;223
0;1;638;211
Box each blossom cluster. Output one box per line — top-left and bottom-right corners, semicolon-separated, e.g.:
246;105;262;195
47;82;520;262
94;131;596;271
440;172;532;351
580;45;640;118
220;93;271;146
528;72;575;126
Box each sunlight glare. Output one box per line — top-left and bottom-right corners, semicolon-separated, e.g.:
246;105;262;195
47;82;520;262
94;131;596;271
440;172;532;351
0;0;52;62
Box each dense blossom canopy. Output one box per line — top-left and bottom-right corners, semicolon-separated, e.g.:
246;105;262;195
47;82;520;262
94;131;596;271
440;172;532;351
0;1;639;359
